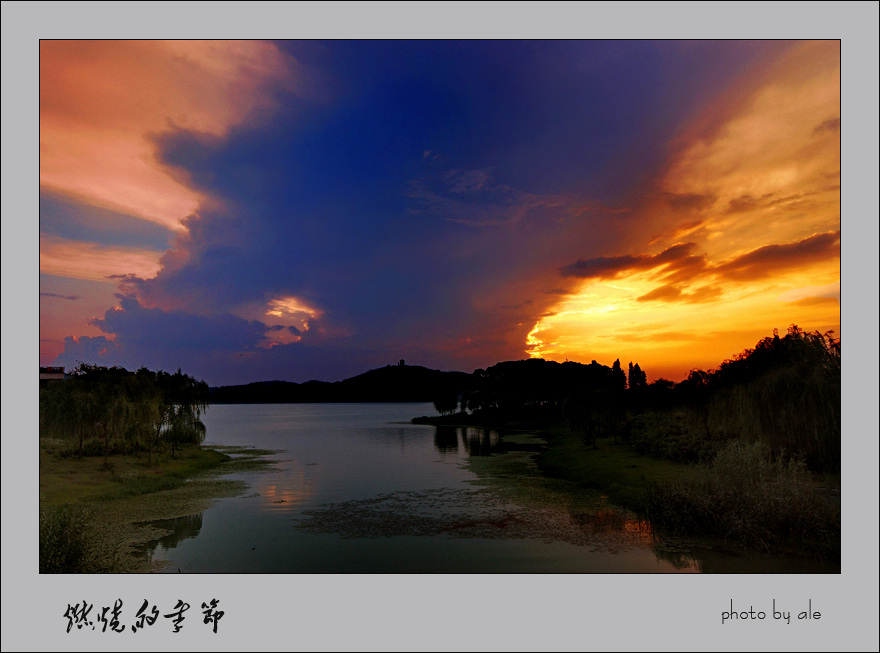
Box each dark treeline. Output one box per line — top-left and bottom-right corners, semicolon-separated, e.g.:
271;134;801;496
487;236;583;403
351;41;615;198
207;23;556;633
420;325;840;474
210;364;470;404
422;324;840;556
629;325;840;472
40;364;209;459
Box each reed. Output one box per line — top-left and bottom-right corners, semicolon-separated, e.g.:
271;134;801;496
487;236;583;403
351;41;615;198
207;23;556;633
39;503;93;573
646;441;840;557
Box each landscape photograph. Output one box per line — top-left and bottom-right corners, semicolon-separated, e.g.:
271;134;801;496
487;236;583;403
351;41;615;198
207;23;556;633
34;37;846;579
2;0;877;647
33;34;849;579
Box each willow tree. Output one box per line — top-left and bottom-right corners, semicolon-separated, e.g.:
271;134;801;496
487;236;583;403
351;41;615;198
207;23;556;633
156;369;209;458
39;364;209;459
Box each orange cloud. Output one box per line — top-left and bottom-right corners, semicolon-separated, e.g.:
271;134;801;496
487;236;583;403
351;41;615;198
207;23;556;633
713;230;840;281
526;41;840;380
231;295;325;348
561;230;839;294
40;40;298;231
561;242;701;280
654;40;840;257
40;277;120;365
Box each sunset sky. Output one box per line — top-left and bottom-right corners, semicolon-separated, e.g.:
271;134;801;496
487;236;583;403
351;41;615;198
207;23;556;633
38;39;842;385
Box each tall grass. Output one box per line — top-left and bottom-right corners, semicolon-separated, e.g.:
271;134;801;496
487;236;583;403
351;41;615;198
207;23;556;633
39;502;137;573
706;326;840;472
627;408;731;463
627;327;840;473
646;441;840;557
39;504;93;573
707;363;840;472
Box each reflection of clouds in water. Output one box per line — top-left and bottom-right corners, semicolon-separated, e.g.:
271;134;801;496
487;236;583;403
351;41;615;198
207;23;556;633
250;461;313;512
294;487;671;557
571;509;656;548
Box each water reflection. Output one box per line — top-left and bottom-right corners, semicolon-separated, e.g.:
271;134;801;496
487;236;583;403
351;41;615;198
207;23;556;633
432;426;504;456
460;427;501;456
571;509;654;538
433;426;460;454
433;426;544;458
249;461;313;512
137;513;204;564
146;404;836;573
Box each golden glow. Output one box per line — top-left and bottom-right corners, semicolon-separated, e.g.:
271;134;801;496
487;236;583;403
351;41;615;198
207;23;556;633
530;266;840;381
251;463;313;512
525;323;546;357
233;295;324;348
527;42;840;381
657;42;840;259
265;296;322;321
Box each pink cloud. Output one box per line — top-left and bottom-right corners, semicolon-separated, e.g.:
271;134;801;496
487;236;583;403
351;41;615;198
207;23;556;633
39;233;164;281
40;40;299;230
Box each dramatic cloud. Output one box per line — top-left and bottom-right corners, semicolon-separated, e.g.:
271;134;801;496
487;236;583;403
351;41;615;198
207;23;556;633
560;243;698;280
714;230;840;281
562;230;839;291
39;40;308;363
53;335;119;368
636;284;723;304
53;295;416;384
527;41;840;381
39;40;839;385
91;295;272;354
40;40;299;230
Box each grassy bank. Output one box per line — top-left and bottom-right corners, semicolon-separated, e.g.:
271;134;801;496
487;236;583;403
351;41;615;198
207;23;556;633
414;416;702;509
448;424;840;560
545;431;839;558
39;439;274;573
536;429;701;508
40;438;231;506
645;441;840;558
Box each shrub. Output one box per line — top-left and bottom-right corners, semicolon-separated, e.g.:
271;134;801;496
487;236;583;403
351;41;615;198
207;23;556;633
627;409;729;464
39;504;93;573
646;441;840;557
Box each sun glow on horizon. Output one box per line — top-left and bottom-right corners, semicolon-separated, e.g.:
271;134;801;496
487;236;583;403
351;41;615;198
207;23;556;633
524;41;840;381
527;269;840;381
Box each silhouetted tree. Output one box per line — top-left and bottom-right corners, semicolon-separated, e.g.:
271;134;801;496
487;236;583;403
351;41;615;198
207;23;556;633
611;359;627;391
433;393;459;416
627;362;647;390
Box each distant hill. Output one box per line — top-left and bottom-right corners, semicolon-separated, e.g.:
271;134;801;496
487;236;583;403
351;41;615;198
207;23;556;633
209;364;470;404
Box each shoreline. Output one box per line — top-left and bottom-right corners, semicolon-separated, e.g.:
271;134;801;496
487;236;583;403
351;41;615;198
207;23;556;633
412;415;841;562
39;440;277;573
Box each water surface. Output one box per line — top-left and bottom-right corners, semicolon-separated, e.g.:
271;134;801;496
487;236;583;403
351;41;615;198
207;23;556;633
142;403;835;573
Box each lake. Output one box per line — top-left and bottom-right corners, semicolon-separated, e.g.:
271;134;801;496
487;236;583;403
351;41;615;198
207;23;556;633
142;403;836;573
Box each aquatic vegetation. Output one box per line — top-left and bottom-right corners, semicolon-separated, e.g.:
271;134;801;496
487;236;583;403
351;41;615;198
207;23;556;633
294;487;652;553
